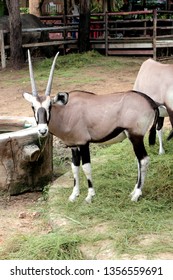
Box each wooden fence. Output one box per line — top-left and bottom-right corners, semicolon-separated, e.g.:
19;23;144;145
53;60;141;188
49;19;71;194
40;10;173;59
89;10;173;58
1;9;173;69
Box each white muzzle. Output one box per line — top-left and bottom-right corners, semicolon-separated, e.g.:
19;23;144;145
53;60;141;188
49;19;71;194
37;124;49;137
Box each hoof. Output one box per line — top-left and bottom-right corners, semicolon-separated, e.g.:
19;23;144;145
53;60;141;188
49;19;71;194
159;149;165;155
68;196;76;202
85;189;95;203
68;193;79;202
130;189;142;202
85;196;92;203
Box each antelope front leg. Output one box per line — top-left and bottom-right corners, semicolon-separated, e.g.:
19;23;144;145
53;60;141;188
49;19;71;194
69;148;80;202
80;144;95;203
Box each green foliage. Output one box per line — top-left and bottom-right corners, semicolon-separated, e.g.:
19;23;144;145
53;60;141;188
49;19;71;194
91;0;102;12
36;51;102;71
20;7;29;14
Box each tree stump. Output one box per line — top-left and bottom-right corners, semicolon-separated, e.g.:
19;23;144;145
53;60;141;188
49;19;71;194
0;116;53;195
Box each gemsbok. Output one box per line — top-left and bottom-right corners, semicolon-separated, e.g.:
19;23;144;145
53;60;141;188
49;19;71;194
133;58;173;155
23;50;159;203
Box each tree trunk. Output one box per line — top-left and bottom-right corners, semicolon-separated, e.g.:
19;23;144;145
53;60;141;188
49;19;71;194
5;0;24;69
107;0;115;12
29;0;42;16
39;0;45;16
78;0;90;53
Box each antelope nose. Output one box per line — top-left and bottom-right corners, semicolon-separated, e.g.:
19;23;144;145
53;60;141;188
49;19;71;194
39;128;47;136
38;124;48;137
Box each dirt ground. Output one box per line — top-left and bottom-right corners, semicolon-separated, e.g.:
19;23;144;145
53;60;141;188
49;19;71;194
0;56;172;258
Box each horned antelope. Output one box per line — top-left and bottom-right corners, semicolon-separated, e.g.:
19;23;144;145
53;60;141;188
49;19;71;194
23;50;159;203
133;58;173;155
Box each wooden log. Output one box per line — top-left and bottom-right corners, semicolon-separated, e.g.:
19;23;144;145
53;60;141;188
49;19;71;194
105;12;108;56
22;144;40;162
0;116;36;132
153;9;157;60
0;117;53;195
22;39;77;48
0;30;6;69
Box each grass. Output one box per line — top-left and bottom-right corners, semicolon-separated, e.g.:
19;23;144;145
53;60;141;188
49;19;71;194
48;130;173;259
32;50;142;86
0;130;173;259
1;50;142;88
0;233;83;260
39;50;142;71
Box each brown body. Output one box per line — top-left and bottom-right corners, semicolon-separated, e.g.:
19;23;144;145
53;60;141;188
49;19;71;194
49;90;156;147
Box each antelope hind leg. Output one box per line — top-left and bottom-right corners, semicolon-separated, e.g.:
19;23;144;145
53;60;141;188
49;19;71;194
130;156;150;202
129;135;149;202
69;148;80;202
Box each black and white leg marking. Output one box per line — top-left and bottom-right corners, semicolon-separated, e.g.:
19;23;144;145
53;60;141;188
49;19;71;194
69;147;80;202
157;117;165;155
69;144;95;203
129;135;149;202
80;144;95;203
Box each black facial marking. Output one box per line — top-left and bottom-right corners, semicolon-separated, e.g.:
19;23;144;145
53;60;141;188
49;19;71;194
32;105;35;113
48;103;52;122
37;107;48;124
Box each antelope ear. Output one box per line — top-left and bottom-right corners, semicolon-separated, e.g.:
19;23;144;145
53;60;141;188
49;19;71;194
23;92;34;103
52;92;69;105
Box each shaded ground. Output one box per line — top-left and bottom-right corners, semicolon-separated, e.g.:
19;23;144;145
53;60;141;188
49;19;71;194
0;55;172;259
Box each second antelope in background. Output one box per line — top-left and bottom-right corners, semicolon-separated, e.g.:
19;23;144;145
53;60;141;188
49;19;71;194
133;58;173;155
23;50;159;203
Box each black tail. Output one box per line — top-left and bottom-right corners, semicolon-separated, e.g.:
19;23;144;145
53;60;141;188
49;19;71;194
157;116;164;131
132;90;159;146
167;130;173;141
149;108;159;145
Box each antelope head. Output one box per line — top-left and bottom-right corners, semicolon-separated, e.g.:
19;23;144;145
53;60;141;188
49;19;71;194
23;50;68;137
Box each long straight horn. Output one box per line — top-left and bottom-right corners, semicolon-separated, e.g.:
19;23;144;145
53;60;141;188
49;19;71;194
45;52;59;96
28;49;37;97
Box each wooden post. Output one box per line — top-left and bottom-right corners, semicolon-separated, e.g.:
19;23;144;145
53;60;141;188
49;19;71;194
153;9;157;60
78;0;90;53
0;30;6;69
105;12;108;56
